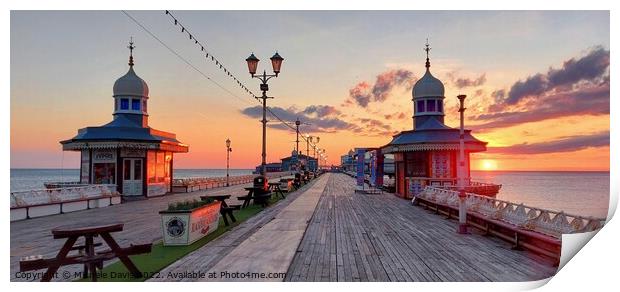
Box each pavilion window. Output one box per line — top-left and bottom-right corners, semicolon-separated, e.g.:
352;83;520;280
417;100;425;113
143;100;147;112
131;99;141;111
147;150;156;183
120;98;129;110
428;99;436;112
156;151;165;183
93;163;115;184
437;100;443;112
405;151;428;177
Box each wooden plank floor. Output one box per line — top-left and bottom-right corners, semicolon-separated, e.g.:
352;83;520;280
9;176;304;282
285;173;557;282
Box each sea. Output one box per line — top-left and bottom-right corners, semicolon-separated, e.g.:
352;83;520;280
9;169;610;219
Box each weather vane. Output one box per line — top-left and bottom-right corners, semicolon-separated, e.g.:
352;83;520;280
128;37;135;66
424;38;431;69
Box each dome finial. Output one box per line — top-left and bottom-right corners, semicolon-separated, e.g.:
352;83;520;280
424;38;431;70
127;37;135;67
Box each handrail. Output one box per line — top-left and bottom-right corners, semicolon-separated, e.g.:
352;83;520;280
11;184;119;208
417;186;606;238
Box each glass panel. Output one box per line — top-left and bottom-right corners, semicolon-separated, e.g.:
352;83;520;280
147;151;156;183
132;99;141;110
437;100;443;112
427;100;436;112
94;163;116;184
405;152;428;177
416;100;425;112
134;159;142;180
124;160;131;180
156;151;165;183
143;100;147;112
120;98;129;110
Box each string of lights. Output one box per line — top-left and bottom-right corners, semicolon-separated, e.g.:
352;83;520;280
124;10;326;161
161;10;320;148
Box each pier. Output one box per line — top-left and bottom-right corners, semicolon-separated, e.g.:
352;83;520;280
155;173;556;282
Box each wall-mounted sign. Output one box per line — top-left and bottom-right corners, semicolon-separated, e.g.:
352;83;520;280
121;148;146;158
92;149;116;163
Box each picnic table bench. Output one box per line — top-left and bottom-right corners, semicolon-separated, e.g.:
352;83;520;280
19;222;151;282
237;187;272;208
268;182;286;199
200;194;241;226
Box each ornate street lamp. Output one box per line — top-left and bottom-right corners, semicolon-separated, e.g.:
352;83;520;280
226;138;232;187
246;51;284;177
457;94;468;234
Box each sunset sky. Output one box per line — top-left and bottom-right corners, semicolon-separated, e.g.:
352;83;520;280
10;11;610;171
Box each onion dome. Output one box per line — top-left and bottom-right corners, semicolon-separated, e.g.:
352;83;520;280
412;42;445;99
113;40;149;98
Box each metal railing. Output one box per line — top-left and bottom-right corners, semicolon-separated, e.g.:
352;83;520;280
417;186;605;238
171;171;294;191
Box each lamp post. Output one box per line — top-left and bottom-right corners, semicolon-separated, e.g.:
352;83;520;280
457;94;468;234
226;138;232;186
246;51;284;177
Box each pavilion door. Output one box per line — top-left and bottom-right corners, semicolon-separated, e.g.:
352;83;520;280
123;158;143;196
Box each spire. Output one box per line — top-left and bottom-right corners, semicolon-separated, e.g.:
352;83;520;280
128;37;135;67
424;38;431;70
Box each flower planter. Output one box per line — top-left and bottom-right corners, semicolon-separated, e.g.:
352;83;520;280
159;201;221;246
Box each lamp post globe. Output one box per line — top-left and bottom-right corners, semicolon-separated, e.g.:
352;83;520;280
245;53;259;76
270;52;284;76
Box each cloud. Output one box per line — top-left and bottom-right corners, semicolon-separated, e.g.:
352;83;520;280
241;105;354;133
473;46;610;130
502;46;609;106
472;83;609;130
487;131;609;155
302;105;341;117
385;112;408;120
449;73;487;89
346;69;416;107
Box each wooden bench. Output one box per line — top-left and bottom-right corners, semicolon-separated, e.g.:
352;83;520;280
19;222;152;281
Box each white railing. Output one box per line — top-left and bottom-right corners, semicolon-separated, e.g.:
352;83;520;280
417;186;606;238
11;184;119;208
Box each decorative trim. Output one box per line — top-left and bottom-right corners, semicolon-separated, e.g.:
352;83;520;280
383;143;486;153
62;141;188;153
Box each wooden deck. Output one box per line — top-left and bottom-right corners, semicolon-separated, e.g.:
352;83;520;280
285;173;557;281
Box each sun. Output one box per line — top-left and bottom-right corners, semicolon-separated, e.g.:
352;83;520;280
480;159;498;171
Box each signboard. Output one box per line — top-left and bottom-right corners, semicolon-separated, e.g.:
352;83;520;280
369;149;384;187
92;149;116;163
161;202;221;246
121;148;146;158
408;179;426;196
356;149;365;187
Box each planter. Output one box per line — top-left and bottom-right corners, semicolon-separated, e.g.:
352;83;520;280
159;201;221;246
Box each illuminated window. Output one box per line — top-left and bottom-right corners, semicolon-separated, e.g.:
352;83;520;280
132;99;141;111
120;98;129;110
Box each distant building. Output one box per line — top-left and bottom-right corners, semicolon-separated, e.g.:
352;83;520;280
281;149;317;171
60;41;188;198
254;162;282;174
340;149;355;172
